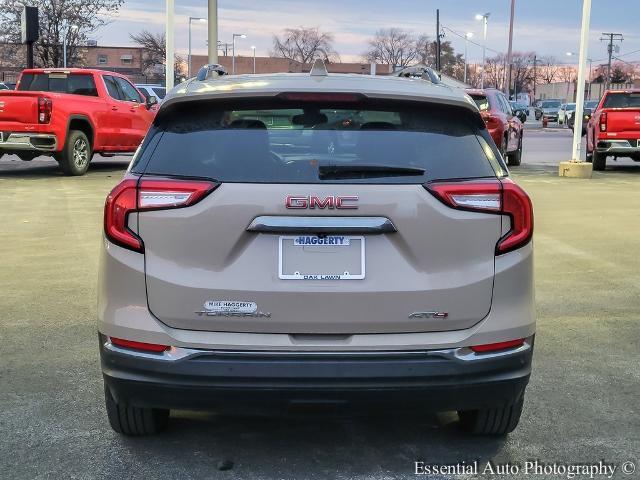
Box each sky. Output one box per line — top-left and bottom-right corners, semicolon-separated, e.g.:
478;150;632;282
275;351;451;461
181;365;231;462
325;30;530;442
94;0;640;66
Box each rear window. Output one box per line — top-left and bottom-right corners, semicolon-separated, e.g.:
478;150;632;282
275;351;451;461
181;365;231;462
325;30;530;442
542;101;561;108
152;87;166;99
136;99;499;184
470;95;490;111
18;73;98;96
603;93;640;108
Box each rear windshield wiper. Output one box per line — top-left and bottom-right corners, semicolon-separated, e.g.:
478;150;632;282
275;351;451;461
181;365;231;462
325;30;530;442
318;164;426;180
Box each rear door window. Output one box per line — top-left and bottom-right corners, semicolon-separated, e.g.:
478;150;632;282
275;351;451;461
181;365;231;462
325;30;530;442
135;99;499;184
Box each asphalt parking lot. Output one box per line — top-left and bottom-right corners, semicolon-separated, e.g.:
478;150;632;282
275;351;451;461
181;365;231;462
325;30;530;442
1;129;639;479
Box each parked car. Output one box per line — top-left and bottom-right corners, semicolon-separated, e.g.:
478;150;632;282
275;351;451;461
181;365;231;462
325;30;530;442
510;101;530;118
99;68;535;436
586;89;640;170
567;107;593;136
534;99;562;122
136;84;166;103
0;68;158;175
0;82;13;90
467;88;525;165
558;103;576;125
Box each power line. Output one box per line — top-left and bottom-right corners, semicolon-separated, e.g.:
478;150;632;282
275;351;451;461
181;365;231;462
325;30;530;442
441;26;501;55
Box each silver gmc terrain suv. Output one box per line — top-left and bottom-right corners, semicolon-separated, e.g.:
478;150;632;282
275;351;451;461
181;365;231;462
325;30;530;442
98;65;535;436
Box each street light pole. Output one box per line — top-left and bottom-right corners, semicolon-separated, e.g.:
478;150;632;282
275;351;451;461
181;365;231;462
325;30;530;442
464;32;473;84
505;0;516;96
232;33;246;74
251;46;256;74
188;17;206;78
63;24;78;68
165;0;175;89
571;0;592;162
207;0;218;64
475;13;490;89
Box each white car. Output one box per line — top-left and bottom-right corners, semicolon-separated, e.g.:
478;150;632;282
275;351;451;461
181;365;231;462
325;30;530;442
135;84;166;104
558;103;576;125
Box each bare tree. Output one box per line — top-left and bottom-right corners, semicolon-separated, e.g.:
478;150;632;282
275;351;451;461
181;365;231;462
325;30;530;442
131;31;166;73
510;52;536;93
0;0;123;68
271;27;339;64
537;55;560;84
364;28;419;68
484;53;507;90
130;30;186;79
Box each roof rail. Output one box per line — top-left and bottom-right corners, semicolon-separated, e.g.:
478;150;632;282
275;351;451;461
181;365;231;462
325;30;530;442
395;65;441;84
196;64;228;81
309;59;328;77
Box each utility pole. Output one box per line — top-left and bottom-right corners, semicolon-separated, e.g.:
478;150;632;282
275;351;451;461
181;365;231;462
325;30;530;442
207;0;218;64
505;0;516;97
600;32;623;90
436;9;441;71
532;55;537;100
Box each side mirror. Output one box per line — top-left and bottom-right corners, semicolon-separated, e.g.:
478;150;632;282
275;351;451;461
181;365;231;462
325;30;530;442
145;95;158;109
514;110;527;123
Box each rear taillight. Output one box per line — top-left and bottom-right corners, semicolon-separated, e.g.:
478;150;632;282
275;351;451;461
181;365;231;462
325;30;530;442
426;178;533;255
482;112;501;128
104;177;218;252
470;338;525;353
110;337;169;353
599;111;607;132
38;96;52;123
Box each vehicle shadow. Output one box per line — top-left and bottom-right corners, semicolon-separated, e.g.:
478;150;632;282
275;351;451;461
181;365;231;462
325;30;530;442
114;410;507;478
0;157;129;179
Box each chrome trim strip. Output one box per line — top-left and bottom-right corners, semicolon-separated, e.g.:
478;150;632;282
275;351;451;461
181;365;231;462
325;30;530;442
247;216;397;234
103;339;532;363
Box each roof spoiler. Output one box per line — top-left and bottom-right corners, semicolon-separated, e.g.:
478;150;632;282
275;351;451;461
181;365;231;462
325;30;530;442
395;65;441;84
196;64;228;81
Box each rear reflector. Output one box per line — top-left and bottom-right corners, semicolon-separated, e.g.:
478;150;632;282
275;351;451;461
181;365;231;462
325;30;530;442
426;178;533;255
470;338;525;353
110;337;169;353
104;176;218;252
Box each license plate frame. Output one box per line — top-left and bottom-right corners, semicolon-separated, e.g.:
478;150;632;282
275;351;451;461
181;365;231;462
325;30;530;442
278;235;365;280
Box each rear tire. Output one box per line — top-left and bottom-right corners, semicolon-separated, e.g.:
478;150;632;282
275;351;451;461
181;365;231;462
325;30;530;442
58;130;92;176
592;151;606;171
458;396;524;435
104;384;169;435
507;136;522;166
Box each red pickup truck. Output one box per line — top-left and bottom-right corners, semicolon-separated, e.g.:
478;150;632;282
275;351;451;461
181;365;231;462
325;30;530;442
0;68;158;175
586;89;640;171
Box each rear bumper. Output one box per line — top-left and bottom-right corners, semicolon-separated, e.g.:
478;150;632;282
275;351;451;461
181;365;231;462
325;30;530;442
595;139;640;155
100;334;533;413
0;131;58;152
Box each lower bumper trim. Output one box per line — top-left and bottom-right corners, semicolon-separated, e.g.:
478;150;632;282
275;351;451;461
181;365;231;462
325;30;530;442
100;334;533;413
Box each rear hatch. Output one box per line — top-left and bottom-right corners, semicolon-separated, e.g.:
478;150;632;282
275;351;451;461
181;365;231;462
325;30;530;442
133;96;508;334
602;92;640;134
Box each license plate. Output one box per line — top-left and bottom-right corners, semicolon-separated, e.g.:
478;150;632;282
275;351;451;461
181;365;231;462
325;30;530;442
279;235;365;280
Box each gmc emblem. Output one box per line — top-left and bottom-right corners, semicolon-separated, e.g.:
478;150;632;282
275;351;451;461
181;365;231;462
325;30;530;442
285;195;359;209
